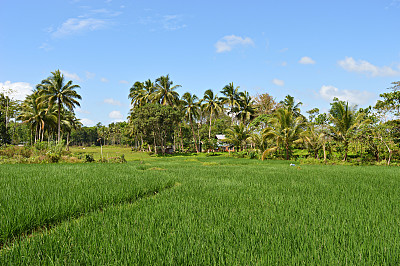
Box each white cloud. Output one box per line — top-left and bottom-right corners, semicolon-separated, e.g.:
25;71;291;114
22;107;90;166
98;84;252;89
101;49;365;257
109;110;123;119
100;77;108;83
52;18;108;38
80;118;95;126
104;98;122;106
61;70;81;81
338;57;400;77
272;79;285;86
281;61;287;67
119;80;129;84
215;35;254;53
86;71;96;79
299;56;316;65
319;85;373;105
0;81;33;101
76;107;90;114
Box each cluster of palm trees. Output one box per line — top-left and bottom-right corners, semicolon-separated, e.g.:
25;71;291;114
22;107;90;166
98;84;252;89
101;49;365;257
129;76;398;162
128;76;260;152
17;70;82;148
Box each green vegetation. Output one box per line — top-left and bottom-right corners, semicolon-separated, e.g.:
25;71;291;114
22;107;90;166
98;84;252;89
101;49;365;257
1;157;400;264
0;162;175;247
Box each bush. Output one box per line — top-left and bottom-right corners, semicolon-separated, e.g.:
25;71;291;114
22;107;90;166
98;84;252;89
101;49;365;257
84;154;95;163
248;151;258;159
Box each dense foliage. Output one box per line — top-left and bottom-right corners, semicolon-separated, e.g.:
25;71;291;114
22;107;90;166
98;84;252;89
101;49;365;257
2;71;400;164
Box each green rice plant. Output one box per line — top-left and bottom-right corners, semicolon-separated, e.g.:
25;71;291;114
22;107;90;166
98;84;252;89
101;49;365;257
0;163;175;247
1;158;400;264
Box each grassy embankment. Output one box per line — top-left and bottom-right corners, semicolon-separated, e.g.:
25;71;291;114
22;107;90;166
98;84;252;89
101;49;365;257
1;155;400;264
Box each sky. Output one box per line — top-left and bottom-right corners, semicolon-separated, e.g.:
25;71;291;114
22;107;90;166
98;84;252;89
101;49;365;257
1;0;400;126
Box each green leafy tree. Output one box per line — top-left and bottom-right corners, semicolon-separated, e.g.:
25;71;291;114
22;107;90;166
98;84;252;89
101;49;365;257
262;108;305;160
201;89;224;139
234;91;255;124
37;70;82;143
328;98;367;161
220;82;240;122
181;92;200;152
154;75;181;106
280;95;302;117
224;123;250;151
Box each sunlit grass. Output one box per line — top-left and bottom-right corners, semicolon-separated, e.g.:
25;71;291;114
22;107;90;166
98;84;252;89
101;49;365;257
1;157;400;264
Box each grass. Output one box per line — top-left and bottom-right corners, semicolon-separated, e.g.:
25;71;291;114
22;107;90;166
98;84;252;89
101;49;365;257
1;156;400;264
69;145;153;161
0;162;175;247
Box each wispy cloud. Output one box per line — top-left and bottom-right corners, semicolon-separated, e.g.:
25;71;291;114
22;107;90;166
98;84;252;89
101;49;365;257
86;71;96;79
104;98;122;106
319;85;373;105
0;81;33;101
100;77;109;83
338;57;400;77
139;14;187;31
61;70;81;81
272;79;285;86
119;80;129;84
80;118;95;126
52;18;109;38
299;56;316;65
39;42;53;51
215;35;254;53
162;15;186;30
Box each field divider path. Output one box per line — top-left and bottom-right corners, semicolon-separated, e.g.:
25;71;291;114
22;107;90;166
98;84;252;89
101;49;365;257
0;181;181;253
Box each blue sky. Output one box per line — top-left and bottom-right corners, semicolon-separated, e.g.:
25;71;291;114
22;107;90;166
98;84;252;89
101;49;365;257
1;0;400;126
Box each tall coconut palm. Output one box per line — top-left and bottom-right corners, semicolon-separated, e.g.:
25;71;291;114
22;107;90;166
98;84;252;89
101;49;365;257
220;82;240;121
154;75;181;106
18;91;57;143
235;91;255;124
128;81;145;107
262;108;305;160
37;70;81;143
201;89;224;139
181;92;200;152
328;99;366;161
302;124;326;159
280;95;302;117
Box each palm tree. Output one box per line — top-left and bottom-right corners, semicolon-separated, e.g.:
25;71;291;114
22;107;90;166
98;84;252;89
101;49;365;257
220;82;240;122
62;110;82;151
262;108;305;160
181;92;200;152
328;99;366;161
154;75;181;106
302;124;326;159
37;70;82;143
235;91;255;124
280;95;302;117
224;123;250;151
129;81;145;107
18;91;57;143
201;89;224;139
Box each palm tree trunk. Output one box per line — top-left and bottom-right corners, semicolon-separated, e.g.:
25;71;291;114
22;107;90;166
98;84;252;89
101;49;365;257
190;120;198;152
323;143;326;162
208;111;213;140
66;132;70;151
57;99;61;144
180;125;183;151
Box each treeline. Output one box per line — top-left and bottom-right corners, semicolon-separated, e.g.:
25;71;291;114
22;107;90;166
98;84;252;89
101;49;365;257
127;75;400;164
1;71;400;164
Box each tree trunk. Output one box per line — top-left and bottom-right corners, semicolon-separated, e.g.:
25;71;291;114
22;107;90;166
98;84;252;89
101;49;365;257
180;125;183;151
66;132;70;151
323;143;326;162
57;99;61;144
208;111;213;140
190;120;198;152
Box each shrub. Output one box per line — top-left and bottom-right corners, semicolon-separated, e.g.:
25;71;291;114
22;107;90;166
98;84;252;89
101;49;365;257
84;154;95;163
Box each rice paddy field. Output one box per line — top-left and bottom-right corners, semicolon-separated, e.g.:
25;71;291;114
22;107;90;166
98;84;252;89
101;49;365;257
1;155;400;264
